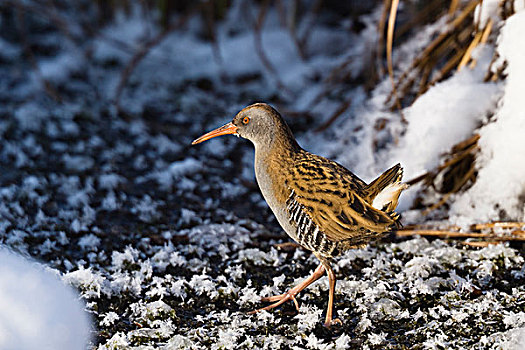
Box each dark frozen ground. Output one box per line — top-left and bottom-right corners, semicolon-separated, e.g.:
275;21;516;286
2;79;524;349
1;3;525;349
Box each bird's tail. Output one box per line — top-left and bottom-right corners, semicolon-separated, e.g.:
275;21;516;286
364;163;408;226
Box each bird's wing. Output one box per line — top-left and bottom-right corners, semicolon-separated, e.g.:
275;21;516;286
287;155;396;242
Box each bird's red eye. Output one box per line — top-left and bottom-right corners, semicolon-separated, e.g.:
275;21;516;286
243;117;250;124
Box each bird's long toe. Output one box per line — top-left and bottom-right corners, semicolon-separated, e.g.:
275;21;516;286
260;293;287;302
248;292;300;314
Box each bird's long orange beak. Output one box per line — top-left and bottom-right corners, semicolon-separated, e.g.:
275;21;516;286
191;122;238;145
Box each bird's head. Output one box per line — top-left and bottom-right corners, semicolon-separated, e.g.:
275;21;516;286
192;103;294;147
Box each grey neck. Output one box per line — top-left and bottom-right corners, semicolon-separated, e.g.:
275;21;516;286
252;130;299;160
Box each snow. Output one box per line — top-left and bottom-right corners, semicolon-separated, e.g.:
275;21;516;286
474;0;501;27
237;282;260;306
189;273;219;299
0;248;90;350
39;52;84;84
390;46;500;209
14;102;49;132
98;174;125;190
145;158;202;189
450;10;525;222
295;305;323;332
63;266;107;299
100;312;119;327
78;234;101;251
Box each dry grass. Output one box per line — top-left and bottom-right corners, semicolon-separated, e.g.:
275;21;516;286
398;222;525;246
385;0;481;110
388;0;518;218
310;0;485;132
406;134;480;214
114;7;196;111
385;0;516;109
249;0;294;99
386;0;402;115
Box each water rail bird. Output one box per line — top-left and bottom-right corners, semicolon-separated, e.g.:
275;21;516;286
192;103;407;327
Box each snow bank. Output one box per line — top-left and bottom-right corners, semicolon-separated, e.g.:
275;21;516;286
334;6;525;221
450;10;525;223
0;248;90;350
391;46;500;209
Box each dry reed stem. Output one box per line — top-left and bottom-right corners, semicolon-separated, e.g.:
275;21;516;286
394;0;445;41
304;57;353;111
283;0;302;59
434;143;478;174
279;223;525;248
500;0;516;20
397;230;494;238
451;133;480;152
462;241;498;247
275;0;287;26
417;63;433;96
469;18;493;69
204;0;223;69
471;222;525;230
114;8;195;111
15;4;62;102
407;133;479;213
314;100;352;132
513;230;525;237
386;0;479;107
376;0;391;77
447;0;479;30
310;0;401;113
485;58;506;82
406;173;429;186
480;18;493;43
406;134;479;187
251;0;293;99
403;224;462;231
422;165;476;214
405;222;525;232
409;0;477;71
457;29;483;71
274;242;301;250
449;0;460;15
397;221;525;245
426;26;473;86
386;0;403;114
280;0;322;61
296;0;323;60
7;0;82;44
397;229;525;241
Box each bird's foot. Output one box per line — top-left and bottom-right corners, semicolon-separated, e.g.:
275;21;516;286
323;318;343;328
247;292;300;314
248;263;326;316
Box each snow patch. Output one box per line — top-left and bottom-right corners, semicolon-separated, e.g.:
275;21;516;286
0;248;90;350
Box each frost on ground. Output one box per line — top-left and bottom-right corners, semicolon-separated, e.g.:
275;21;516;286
0;1;524;349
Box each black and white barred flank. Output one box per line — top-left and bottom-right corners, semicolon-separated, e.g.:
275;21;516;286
285;190;340;258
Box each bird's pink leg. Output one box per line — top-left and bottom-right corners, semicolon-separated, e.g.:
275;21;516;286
323;262;342;328
248;264;325;314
